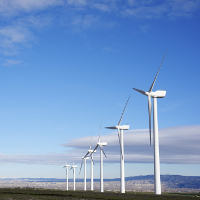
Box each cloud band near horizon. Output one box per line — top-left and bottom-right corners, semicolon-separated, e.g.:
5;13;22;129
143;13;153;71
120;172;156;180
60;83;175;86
0;125;199;165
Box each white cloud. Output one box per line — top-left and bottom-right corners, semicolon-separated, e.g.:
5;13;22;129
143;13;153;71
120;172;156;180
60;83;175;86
66;0;87;7
121;0;200;19
0;14;53;55
0;125;199;165
0;26;30;43
3;59;22;66
63;125;200;164
0;24;33;55
0;0;64;16
168;0;200;18
92;3;111;12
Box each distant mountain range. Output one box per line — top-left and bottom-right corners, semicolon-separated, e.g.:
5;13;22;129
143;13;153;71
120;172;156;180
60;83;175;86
1;175;200;189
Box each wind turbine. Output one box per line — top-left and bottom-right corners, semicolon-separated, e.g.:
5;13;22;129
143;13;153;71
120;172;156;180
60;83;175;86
63;162;70;190
70;161;77;191
79;150;89;191
92;124;107;192
84;132;96;191
133;50;167;195
105;95;131;193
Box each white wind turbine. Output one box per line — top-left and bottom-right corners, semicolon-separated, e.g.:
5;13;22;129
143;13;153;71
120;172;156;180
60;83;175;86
79;150;89;191
92;125;107;192
133;50;167;195
70;161;78;191
63;162;70;190
83;133;96;191
106;95;131;193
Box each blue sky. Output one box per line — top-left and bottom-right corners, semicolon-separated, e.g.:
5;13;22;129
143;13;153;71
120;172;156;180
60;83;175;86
0;0;200;180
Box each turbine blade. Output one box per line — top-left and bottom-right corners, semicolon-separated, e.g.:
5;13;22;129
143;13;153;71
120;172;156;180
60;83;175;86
89;152;93;162
90;132;93;150
79;159;83;174
100;146;107;158
149;50;168;93
133;88;147;95
84;152;89;158
99;121;102;142
118;95;131;126
117;128;123;160
93;144;98;152
148;95;152;146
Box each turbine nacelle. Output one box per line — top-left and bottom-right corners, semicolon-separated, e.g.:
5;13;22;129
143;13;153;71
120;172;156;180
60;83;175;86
97;142;107;146
88;149;96;153
106;125;130;130
147;90;166;98
64;165;70;167
82;156;89;160
133;88;166;98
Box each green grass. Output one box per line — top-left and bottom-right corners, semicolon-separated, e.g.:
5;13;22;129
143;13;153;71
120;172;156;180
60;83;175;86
0;188;199;200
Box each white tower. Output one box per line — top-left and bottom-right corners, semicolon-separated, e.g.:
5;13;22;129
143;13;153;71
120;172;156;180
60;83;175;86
133;50;167;195
63;162;70;190
70;162;78;191
92;125;107;192
83;133;96;191
106;95;130;193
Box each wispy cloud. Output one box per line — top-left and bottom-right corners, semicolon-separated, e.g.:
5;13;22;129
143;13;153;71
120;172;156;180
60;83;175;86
1;125;199;165
0;0;64;17
63;125;200;164
0;0;199;62
0;14;53;55
66;0;87;7
92;3;111;12
0;25;32;55
0;0;59;56
3;59;22;66
121;0;200;19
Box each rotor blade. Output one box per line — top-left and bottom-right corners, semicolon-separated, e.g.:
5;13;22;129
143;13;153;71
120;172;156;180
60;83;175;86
149;50;168;93
118;95;131;126
133;88;147;95
90;132;93;150
99;121;102;142
93;144;98;152
89;153;93;162
84;152;89;158
100;146;107;158
148;95;152;146
79;159;83;174
117;128;123;160
89;152;94;163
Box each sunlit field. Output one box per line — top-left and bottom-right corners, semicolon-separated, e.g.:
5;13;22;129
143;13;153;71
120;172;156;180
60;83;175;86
0;188;199;200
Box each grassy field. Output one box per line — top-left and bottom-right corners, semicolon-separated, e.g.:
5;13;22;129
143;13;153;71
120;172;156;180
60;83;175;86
0;188;199;200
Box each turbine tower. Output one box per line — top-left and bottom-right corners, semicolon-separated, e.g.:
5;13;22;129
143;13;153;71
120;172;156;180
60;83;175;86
70;161;77;191
79;151;89;191
106;95;131;193
92;125;107;192
63;162;70;190
84;133;96;191
133;50;167;195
